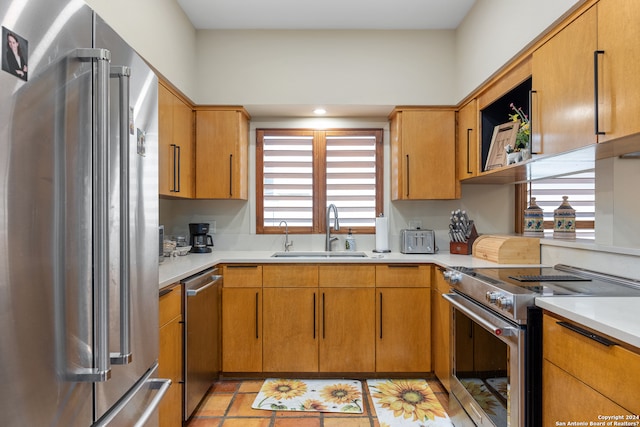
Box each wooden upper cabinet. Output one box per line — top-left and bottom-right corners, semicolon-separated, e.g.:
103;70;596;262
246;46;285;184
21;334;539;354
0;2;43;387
456;99;478;180
596;0;640;142
531;6;597;155
158;82;194;198
390;108;458;200
195;108;250;200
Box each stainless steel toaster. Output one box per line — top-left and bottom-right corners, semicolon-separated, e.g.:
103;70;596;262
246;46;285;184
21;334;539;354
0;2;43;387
400;229;437;254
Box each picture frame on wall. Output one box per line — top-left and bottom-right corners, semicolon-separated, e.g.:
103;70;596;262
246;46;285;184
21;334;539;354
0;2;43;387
485;121;519;171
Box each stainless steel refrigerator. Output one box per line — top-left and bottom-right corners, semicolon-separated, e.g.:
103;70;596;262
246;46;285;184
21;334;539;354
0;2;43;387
0;0;169;425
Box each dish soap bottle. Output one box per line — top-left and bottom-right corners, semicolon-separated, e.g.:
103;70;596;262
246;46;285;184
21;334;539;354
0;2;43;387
345;228;356;251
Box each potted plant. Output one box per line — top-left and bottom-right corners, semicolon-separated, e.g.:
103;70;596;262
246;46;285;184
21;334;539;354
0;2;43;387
505;103;531;163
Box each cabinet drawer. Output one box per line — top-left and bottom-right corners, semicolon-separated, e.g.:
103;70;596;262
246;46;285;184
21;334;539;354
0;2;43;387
375;264;431;287
263;265;318;287
223;265;263;287
318;265;375;287
543;313;640;413
159;284;182;327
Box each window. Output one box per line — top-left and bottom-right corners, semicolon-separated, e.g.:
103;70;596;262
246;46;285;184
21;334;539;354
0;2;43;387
522;171;595;238
256;129;383;234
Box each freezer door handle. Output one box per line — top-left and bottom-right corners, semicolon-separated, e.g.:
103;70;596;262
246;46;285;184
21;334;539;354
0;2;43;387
109;65;133;365
76;47;112;381
93;363;172;427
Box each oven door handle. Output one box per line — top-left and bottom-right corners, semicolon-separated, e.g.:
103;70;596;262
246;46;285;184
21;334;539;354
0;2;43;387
443;293;519;337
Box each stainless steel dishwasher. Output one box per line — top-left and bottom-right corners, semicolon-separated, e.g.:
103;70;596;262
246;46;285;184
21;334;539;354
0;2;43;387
182;267;222;421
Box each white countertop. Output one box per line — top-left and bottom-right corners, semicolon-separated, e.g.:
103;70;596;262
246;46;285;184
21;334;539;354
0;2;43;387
158;250;506;288
159;250;640;349
536;297;640;349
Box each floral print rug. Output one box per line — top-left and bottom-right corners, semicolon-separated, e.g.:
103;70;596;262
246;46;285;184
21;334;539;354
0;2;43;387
251;378;363;413
367;379;453;427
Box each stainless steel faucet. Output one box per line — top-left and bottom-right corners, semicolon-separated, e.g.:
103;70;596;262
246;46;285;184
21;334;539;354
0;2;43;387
325;204;340;251
279;220;293;252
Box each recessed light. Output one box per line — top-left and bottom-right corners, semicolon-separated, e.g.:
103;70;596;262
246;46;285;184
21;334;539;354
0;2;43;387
313;108;327;115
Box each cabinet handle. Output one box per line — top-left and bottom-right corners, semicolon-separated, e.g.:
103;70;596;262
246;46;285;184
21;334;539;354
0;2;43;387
594;50;606;136
170;144;177;192
159;288;173;298
226;265;258;269
466;128;473;174
529;89;540;154
405;154;410;197
557;321;616;347
229;154;233;197
322;293;326;339
313;293;316;339
387;264;420;268
379;292;383;339
176;145;181;192
255;292;259;339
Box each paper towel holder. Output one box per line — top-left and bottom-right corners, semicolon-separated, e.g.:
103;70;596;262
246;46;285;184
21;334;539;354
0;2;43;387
373;213;391;253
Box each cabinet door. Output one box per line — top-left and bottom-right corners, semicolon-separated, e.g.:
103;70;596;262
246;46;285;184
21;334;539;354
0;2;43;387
431;268;451;390
263;288;318;372
172;96;194;197
543;360;632;425
531;6;597;154
158;84;174;197
158;83;194;198
390;109;458;200
195;109;249;200
456;100;478;180
597;0;640;142
319;288;375;372
158;285;183;427
376;287;430;372
222;288;262;372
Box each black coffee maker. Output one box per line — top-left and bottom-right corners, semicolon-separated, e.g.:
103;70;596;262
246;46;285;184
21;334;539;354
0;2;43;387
189;223;214;253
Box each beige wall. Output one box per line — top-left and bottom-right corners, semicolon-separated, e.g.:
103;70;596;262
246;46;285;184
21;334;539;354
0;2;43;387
86;0;198;99
455;0;582;100
194;29;456;107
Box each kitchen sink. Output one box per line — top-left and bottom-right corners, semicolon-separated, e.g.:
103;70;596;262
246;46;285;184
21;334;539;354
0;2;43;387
271;251;368;258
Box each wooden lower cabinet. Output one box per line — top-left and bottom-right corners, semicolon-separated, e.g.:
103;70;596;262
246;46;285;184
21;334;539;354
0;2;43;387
431;267;451;390
542;312;640;422
543;360;629;425
319;287;375;372
376;287;430;372
158;284;183;427
222;288;262;372
220;263;437;375
263;287;319;372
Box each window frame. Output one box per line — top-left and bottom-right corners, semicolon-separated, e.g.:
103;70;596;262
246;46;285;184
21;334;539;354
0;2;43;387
256;128;384;235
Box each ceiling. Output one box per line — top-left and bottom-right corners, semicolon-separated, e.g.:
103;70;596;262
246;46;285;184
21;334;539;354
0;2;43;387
176;0;477;118
177;0;477;30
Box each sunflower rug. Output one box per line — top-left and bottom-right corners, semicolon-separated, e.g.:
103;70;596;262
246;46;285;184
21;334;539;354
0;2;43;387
367;379;453;427
251;378;363;413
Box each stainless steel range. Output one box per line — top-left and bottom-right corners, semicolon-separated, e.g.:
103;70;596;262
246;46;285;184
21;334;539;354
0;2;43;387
441;264;640;427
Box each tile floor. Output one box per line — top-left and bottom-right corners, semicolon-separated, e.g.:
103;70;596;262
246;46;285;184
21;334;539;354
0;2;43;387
186;378;449;427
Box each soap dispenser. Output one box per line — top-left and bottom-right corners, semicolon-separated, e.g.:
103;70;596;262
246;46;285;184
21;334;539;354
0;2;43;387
345;228;356;251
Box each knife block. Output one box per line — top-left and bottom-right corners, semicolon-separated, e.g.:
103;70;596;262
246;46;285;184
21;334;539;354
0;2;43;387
449;225;478;255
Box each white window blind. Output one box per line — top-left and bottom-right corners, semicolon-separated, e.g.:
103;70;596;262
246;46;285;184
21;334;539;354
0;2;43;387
326;135;378;228
258;129;382;233
262;135;314;227
527;171;595;239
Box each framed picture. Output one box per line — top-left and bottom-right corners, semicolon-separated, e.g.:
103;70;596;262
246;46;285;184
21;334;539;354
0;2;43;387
485;121;519;171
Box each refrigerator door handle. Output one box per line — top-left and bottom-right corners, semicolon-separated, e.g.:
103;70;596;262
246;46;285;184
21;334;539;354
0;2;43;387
93;363;172;427
110;65;133;365
76;47;112;381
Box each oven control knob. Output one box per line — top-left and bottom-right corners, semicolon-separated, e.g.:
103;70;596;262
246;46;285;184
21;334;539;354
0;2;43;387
497;296;513;310
443;270;462;284
485;291;500;303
